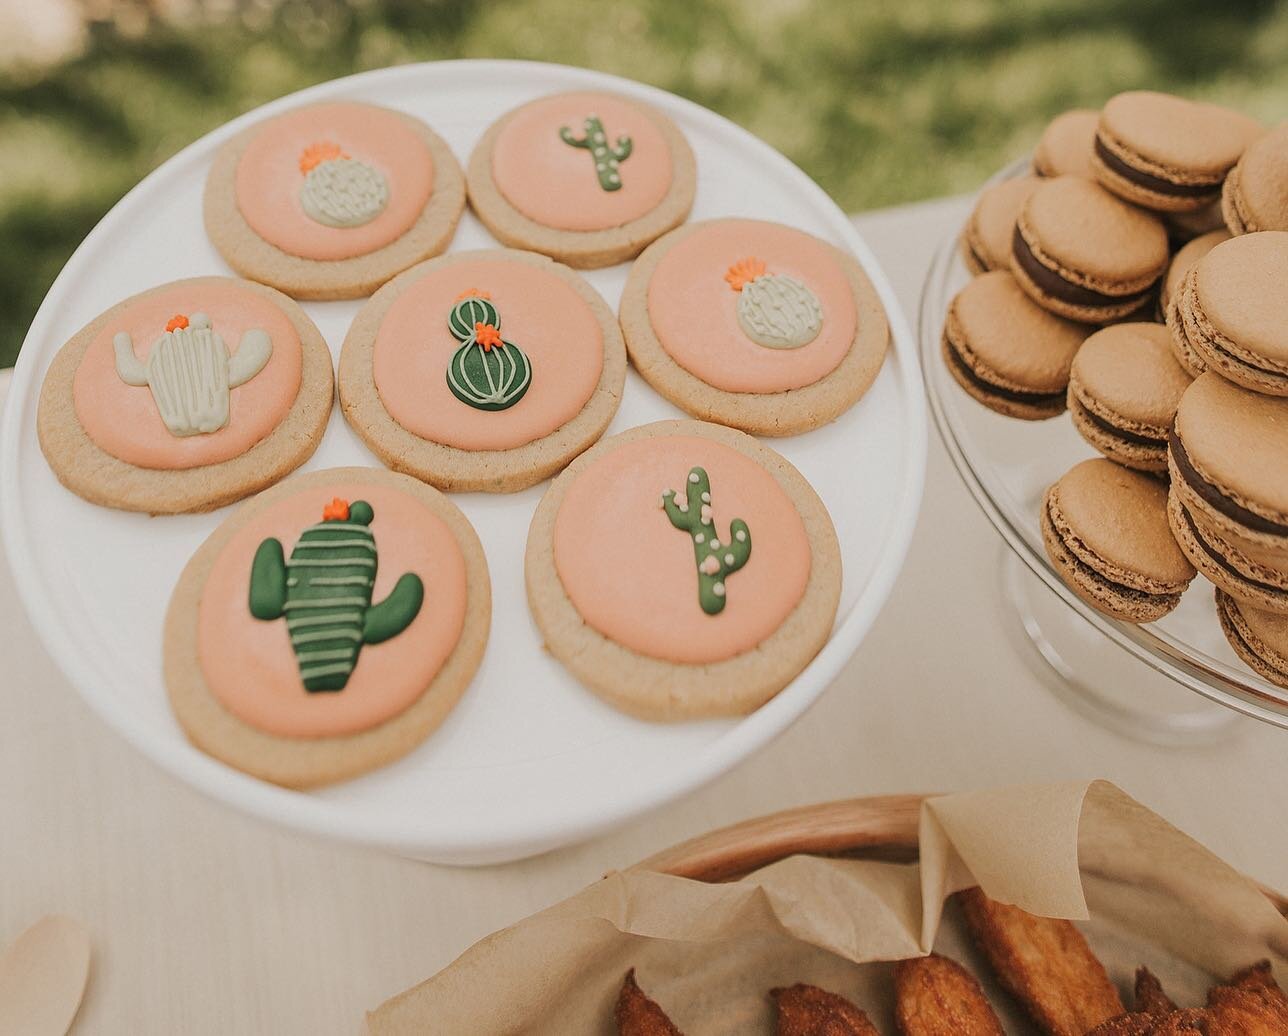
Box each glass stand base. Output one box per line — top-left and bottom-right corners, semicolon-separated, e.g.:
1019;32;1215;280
1000;551;1242;747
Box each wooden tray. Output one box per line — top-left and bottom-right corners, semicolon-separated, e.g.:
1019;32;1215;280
638;793;1288;917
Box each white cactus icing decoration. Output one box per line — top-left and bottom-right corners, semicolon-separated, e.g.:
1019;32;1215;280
113;312;272;437
724;257;823;350
298;141;388;228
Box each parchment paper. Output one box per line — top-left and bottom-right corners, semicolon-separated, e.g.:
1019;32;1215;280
367;780;1288;1034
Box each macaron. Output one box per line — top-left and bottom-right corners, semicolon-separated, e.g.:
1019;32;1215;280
1169;488;1288;614
1068;323;1192;472
942;270;1091;419
1216;590;1288;689
1012;176;1169;323
1042;458;1195;623
1171;231;1288;395
960;175;1041;274
1223;122;1288;235
1159;227;1230;330
1169;372;1288;555
1092;91;1262;212
1033;109;1099;179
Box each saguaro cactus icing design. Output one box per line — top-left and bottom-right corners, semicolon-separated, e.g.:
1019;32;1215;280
445;290;532;412
662;467;752;615
559;115;633;191
248;497;424;692
113;312;272;437
724;257;824;350
298;141;389;228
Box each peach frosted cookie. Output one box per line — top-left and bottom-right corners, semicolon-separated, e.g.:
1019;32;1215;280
37;276;332;514
205;101;465;299
467;91;695;268
620;219;889;436
525;419;841;720
165;466;490;788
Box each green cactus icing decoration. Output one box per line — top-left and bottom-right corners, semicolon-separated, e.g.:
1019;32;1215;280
445;292;532;412
662;467;752;615
248;497;424;692
559;115;633;191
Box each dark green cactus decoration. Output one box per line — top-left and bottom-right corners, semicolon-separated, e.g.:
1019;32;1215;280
662;467;752;615
445;291;532;412
559;114;632;191
248;497;424;692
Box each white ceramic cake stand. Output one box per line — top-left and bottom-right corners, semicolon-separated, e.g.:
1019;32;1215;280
919;161;1288;744
1;60;926;864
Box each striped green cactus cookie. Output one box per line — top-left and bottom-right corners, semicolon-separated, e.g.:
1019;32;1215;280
445;290;532;412
248;496;424;691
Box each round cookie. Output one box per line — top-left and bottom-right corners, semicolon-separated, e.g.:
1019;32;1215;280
37;276;332;514
165;466;490;788
1092;91;1262;212
620;218;889;436
1068;322;1192;472
1216;589;1288;690
1169;372;1288;555
1222;122;1288;235
339;248;625;493
1012;176;1169;323
467;91;695;269
1033;109;1099;179
942;270;1091;420
1041;458;1195;623
1168;488;1288;615
1171;231;1288;395
960;175;1041;274
205;101;465;300
525;419;841;721
1160;227;1229;330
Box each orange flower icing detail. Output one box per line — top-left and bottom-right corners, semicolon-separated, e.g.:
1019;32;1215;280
165;314;189;332
474;323;503;351
298;141;347;174
322;497;350;521
724;257;767;293
454;289;492;302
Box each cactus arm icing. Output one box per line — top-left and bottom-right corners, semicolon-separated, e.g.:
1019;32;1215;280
363;573;424;644
227;328;273;388
248;538;288;620
112;331;149;386
558;115;632;192
662;466;753;615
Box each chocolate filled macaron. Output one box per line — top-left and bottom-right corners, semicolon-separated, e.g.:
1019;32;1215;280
1169;373;1288;556
960;175;1041;274
1042;458;1195;623
1169;488;1288;614
942;270;1091;419
1012;176;1169;323
1033;109;1099;179
1160;227;1229;330
1092;91;1261;213
1172;231;1288;395
1068;323;1192;472
1216;590;1288;689
1223;122;1288;235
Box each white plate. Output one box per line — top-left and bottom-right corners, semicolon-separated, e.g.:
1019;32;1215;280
1;60;925;864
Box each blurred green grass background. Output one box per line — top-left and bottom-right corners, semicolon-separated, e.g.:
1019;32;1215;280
2;0;1286;366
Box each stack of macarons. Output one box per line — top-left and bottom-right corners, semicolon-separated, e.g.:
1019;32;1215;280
947;90;1288;690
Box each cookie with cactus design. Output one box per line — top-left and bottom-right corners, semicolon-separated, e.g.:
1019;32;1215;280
165;466;491;788
339;248;626;493
205;101;465;300
620;218;890;436
468;91;695;268
526;420;841;721
37;276;334;514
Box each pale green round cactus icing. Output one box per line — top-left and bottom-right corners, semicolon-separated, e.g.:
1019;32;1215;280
300;156;389;228
736;272;823;350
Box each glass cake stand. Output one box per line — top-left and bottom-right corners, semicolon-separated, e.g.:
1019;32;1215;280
918;162;1288;743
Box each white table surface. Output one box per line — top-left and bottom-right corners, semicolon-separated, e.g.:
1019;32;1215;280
2;196;1285;1035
